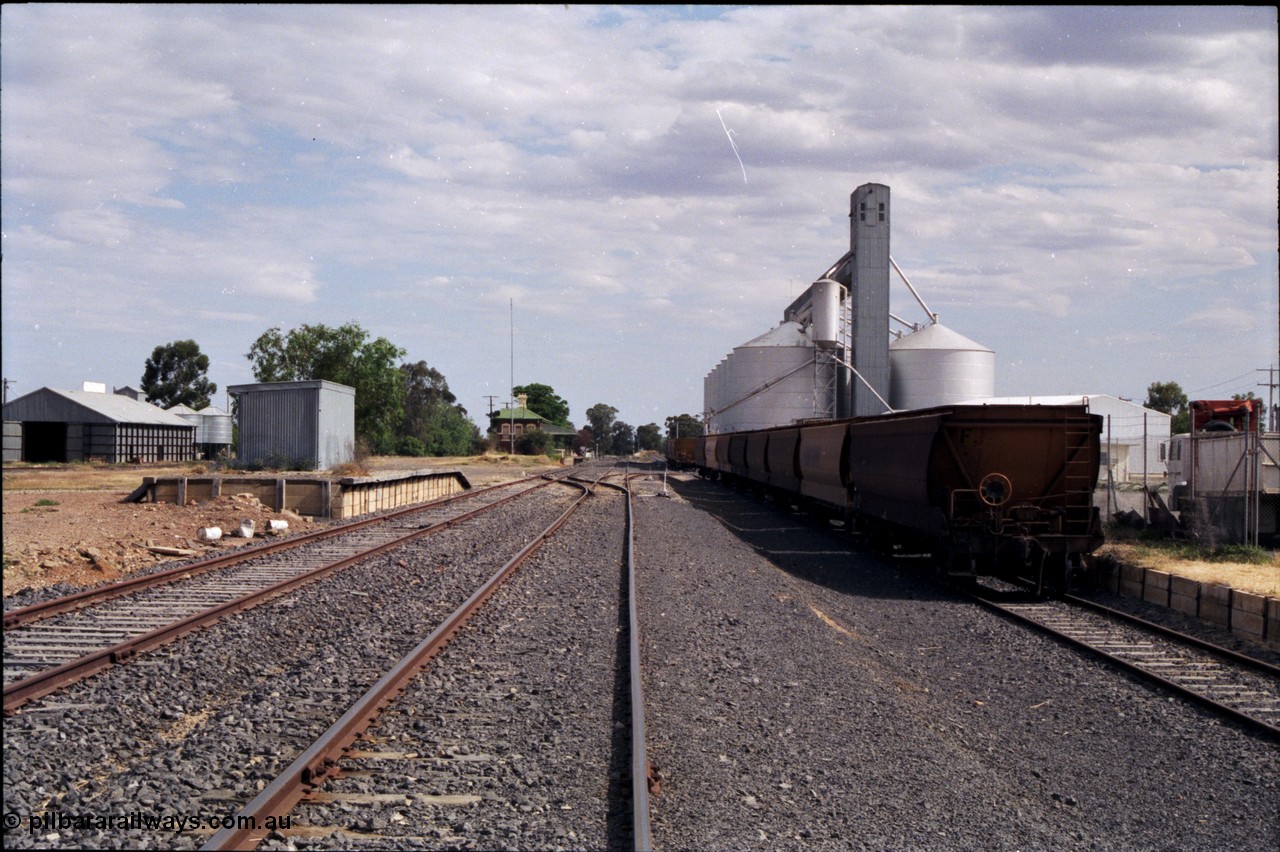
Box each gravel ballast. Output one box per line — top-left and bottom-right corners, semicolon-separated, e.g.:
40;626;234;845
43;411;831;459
3;487;582;850
5;468;1277;851
635;474;1279;850
290;486;629;850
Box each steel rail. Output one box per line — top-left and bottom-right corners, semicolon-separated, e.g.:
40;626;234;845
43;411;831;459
201;478;597;851
596;466;656;850
971;592;1280;741
3;475;572;714
622;465;654;852
1061;592;1280;679
3;475;556;631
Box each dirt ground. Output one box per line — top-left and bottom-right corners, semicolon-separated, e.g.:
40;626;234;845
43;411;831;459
3;456;1274;600
2;454;565;597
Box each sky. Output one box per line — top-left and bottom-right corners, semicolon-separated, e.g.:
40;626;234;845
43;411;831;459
3;5;1277;432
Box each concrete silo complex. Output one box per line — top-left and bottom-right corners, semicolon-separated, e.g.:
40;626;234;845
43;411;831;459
704;182;994;433
704;321;819;434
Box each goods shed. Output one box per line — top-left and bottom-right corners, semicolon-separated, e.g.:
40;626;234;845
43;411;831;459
228;380;355;471
1;385;196;463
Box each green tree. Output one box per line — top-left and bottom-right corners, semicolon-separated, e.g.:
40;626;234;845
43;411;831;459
609;421;635;455
246;323;406;453
399;361;481;456
422;404;483;455
1145;381;1189;433
585;403;618;439
141;339;217;409
664;413;704;439
515;428;552;456
513;383;571;427
636;423;663;451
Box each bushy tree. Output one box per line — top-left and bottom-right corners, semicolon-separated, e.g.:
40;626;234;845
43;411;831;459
1145;381;1189;433
422;402;483;456
399;361;481;456
513;383;571;427
637;423;663;451
398;435;428;457
141;339;217;409
585;403;618;439
515;428;552;456
664;413;704;439
609;421;635;455
246;323;406;453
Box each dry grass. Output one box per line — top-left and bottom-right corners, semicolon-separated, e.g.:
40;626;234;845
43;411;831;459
367;451;566;470
1097;541;1280;598
2;453;567;494
329;461;371;478
2;461;208;492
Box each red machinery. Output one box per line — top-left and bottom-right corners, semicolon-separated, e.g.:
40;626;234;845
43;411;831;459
1190;399;1260;433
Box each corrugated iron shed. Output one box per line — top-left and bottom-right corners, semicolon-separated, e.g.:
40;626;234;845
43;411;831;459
5;387;195;426
1;387;196;463
228;380;355;471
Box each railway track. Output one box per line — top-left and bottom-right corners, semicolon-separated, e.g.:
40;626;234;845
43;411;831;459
201;462;653;850
972;587;1280;740
3;473;574;713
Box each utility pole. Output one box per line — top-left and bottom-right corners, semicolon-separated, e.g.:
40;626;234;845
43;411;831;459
484;395;499;417
1;378;13;406
1254;365;1274;432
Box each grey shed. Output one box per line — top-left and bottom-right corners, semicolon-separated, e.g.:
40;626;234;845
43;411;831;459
2;386;196;463
228;380;356;470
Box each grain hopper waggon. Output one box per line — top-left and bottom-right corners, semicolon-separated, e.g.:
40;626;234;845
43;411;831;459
667;403;1103;589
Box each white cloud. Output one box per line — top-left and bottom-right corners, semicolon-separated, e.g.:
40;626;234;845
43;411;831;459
2;5;1275;424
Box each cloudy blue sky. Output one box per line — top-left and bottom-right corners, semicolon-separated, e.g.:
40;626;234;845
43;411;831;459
3;5;1277;431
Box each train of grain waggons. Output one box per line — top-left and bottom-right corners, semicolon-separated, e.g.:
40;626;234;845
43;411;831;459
666;402;1104;588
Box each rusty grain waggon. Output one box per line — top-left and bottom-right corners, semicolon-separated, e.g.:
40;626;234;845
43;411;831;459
670;404;1103;589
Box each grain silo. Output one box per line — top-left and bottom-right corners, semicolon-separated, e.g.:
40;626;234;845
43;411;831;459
167;403;203;436
703;180;999;428
197;405;233;457
706;321;818;433
889;322;994;410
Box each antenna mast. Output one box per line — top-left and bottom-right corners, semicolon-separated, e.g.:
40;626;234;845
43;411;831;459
509;299;515;452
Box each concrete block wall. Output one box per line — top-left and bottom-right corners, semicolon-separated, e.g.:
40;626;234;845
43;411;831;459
336;470;469;519
1097;560;1279;649
141;470;470;520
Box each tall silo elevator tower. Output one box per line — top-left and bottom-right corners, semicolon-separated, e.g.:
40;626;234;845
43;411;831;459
850;183;891;417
